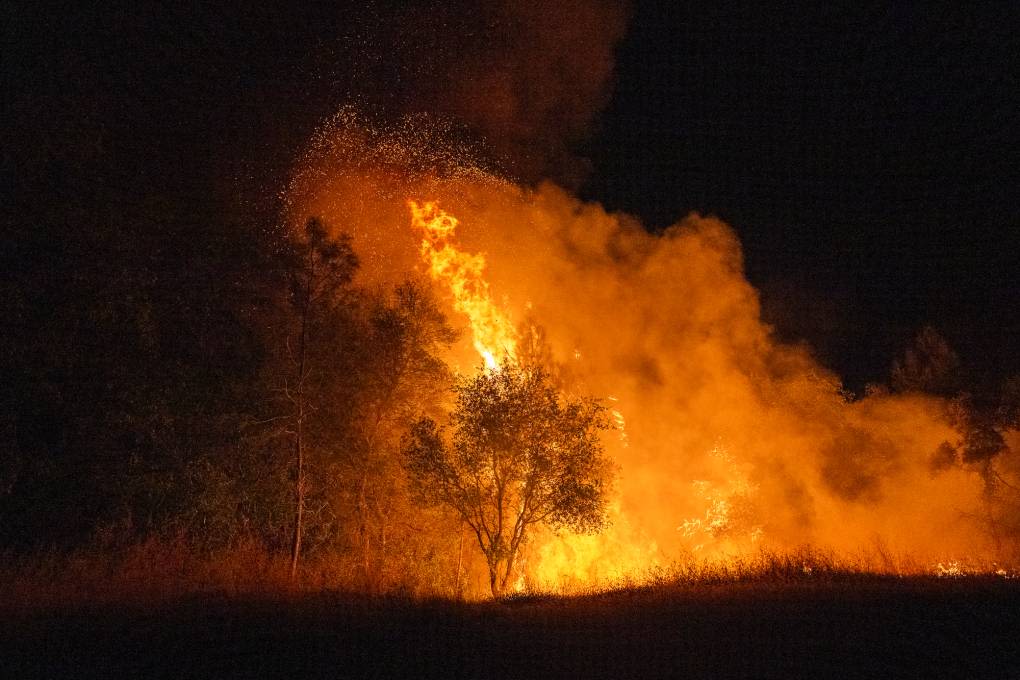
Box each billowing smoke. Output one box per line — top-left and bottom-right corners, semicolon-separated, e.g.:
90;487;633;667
285;112;1010;584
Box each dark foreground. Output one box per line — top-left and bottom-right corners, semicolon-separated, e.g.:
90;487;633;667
3;577;1019;679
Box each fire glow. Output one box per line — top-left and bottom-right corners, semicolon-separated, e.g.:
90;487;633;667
409;200;517;370
283;112;1020;593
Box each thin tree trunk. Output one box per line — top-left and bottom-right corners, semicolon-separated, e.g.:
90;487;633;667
289;367;306;578
981;461;1003;559
489;562;500;598
359;473;372;588
290;412;304;578
290;255;313;580
499;553;515;596
455;522;465;597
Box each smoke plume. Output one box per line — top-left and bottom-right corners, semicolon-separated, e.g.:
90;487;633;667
345;0;628;185
285;112;1010;584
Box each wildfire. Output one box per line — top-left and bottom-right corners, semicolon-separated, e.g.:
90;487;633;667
678;443;762;554
280;116;1020;597
408;199;648;589
408;200;517;369
607;395;629;448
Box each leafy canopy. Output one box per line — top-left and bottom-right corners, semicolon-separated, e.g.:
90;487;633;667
403;360;612;595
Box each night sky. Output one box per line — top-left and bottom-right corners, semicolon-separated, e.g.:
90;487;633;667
583;2;1019;391
6;1;1019;393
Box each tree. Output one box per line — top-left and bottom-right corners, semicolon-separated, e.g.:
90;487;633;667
891;326;960;395
403;361;612;597
927;376;1019;558
248;243;460;589
345;280;458;588
282;217;359;576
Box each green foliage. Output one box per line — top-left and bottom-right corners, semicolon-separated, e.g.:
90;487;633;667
403;360;612;596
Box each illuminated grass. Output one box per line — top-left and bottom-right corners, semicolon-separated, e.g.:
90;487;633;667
2;541;1016;618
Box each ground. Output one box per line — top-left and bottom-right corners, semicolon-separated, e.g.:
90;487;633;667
3;577;1019;679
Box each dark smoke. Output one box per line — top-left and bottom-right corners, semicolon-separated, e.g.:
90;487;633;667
357;0;629;185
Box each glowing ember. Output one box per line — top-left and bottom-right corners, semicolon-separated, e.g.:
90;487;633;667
408;200;518;370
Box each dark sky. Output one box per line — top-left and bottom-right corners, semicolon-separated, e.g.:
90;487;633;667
6;1;1018;393
582;2;1019;391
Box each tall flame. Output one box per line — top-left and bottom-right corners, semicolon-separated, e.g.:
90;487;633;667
409;200;517;369
409;199;644;589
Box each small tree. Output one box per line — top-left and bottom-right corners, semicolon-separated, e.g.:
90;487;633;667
891;325;960;395
403;361;612;597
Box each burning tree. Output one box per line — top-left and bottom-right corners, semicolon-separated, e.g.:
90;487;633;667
403;361;612;597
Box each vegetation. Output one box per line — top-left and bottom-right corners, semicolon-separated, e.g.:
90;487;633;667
277;217;359;575
3;113;1018;600
3;190;1019;599
890;326;1020;557
403;362;612;596
4;158;618;597
0;191;465;592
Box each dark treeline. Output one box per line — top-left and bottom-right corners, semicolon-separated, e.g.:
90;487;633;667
2;5;468;589
1;5;616;594
3;167;471;589
2;5;371;562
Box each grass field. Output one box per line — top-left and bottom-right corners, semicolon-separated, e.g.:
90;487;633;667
3;573;1019;679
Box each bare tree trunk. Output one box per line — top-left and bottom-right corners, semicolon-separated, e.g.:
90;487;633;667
289;377;306;579
487;552;518;599
455;522;465;597
499;553;516;596
358;473;372;589
981;461;1004;559
290;412;304;579
290;258;312;580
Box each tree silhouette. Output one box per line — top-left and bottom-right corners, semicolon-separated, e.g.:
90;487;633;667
891;326;960;395
403;361;612;597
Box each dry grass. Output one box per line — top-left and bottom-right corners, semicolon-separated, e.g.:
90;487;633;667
0;537;358;613
2;539;1016;616
513;546;1019;602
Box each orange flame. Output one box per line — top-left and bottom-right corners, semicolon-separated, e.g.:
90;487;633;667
409;200;647;588
286;119;1019;593
408;200;518;370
